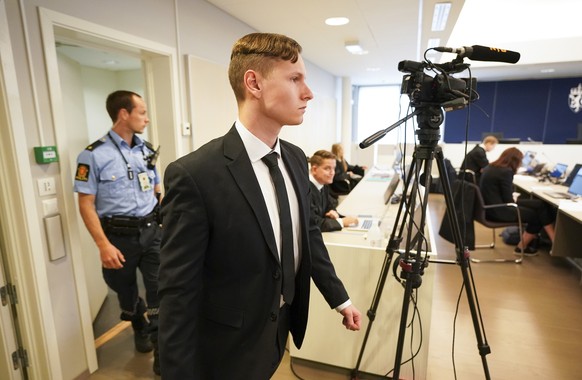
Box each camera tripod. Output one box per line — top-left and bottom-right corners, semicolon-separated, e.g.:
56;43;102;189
352;105;491;380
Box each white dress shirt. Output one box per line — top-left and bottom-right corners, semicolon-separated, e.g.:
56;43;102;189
236;121;350;312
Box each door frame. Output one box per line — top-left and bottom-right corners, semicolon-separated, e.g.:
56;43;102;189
0;1;62;378
38;7;182;374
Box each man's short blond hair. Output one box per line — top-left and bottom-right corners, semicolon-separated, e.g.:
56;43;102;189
309;150;336;167
228;33;302;103
482;135;499;145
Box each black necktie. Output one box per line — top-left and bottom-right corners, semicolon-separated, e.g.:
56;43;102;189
262;152;295;305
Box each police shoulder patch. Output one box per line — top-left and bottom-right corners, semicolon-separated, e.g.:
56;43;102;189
75;164;90;182
85;137;106;151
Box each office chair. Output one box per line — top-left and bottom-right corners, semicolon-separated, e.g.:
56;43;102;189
467;182;525;264
458;168;477;184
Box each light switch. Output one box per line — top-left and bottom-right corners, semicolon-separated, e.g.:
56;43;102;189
42;198;58;216
37;177;56;196
44;214;66;261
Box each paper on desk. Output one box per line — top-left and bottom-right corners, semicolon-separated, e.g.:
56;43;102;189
514;175;539;182
531;186;555;191
559;200;582;212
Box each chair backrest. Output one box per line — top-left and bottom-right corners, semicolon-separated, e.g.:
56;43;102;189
463;181;487;224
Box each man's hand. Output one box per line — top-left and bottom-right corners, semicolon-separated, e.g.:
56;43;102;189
342;216;359;227
99;242;126;269
325;210;340;219
340;305;362;331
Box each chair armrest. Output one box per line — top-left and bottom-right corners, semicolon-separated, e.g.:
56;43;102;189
483;202;517;210
482;203;522;225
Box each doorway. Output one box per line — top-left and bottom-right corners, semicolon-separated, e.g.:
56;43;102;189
38;7;182;374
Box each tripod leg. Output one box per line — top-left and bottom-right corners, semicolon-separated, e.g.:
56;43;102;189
435;148;492;379
392;149;433;380
351;249;395;379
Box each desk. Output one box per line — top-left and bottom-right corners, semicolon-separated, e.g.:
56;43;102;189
513;175;582;260
290;168;436;378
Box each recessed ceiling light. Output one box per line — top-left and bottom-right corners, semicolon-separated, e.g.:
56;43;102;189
325;17;350;26
540;68;555;73
432;2;451;31
102;59;119;65
345;41;368;55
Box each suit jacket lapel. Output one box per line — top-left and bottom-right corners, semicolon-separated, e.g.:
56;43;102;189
223;126;279;261
280;143;310;240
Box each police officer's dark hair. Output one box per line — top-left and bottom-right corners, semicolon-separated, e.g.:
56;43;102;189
106;90;142;122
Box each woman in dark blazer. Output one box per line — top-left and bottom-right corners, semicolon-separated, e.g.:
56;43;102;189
480;147;556;254
329;143;367;195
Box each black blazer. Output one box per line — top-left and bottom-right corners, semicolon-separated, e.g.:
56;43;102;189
158;126;349;379
459;145;488;184
479;165;515;221
309;182;342;232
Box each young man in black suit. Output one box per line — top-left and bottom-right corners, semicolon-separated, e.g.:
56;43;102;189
158;33;361;379
459;135;498;184
309;150;359;232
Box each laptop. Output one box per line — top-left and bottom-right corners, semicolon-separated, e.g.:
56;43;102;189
527;163;545;176
563;163;582;187
346;175;400;231
522;151;536;168
383;175;400;205
549;163;568;179
545;171;582;200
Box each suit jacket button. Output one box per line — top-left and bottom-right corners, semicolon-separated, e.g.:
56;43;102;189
273;270;281;280
270;312;277;322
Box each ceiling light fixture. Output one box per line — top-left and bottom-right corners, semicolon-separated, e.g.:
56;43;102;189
345;41;368;55
325;17;350;26
432;2;451;32
102;59;119;65
540;68;555;73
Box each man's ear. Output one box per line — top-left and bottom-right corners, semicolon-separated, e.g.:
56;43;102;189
118;108;129;121
244;70;262;99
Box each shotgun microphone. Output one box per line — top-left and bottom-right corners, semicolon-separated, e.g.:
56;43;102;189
434;45;520;64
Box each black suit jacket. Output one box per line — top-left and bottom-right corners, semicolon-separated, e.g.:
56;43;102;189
459;144;488;184
158;126;349;379
309;182;342;232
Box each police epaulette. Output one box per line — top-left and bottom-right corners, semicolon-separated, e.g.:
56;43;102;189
144;140;154;152
85;137;106;151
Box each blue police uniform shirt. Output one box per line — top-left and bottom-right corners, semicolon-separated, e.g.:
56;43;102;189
73;130;160;218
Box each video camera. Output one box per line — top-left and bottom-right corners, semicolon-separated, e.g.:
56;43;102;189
398;59;478;112
398;45;521;112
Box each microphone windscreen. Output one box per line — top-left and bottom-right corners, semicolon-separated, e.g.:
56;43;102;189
469;45;520;64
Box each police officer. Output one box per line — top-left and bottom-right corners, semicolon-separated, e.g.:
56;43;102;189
74;90;161;375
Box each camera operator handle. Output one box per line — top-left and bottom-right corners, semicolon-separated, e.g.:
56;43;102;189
359;109;421;149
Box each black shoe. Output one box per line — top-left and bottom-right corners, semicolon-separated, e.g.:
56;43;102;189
514;246;538;256
132;322;153;353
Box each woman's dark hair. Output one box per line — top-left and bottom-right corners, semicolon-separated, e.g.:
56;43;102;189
490;147;524;173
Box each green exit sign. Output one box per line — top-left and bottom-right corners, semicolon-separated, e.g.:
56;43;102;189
34;146;59;164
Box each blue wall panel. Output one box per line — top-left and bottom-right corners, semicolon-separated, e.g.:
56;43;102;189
443;76;582;144
444;82;496;142
493;80;549;141
545;78;582;143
